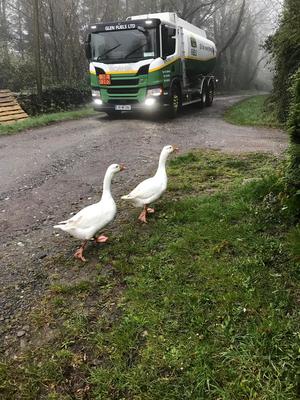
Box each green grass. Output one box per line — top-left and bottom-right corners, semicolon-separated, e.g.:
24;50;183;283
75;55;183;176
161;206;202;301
0;106;98;135
224;95;280;128
1;151;299;399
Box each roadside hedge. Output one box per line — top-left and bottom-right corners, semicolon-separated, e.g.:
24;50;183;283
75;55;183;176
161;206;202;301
265;0;300;218
264;0;300;122
17;84;91;116
286;68;300;214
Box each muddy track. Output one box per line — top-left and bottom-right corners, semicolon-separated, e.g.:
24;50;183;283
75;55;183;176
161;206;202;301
0;95;287;353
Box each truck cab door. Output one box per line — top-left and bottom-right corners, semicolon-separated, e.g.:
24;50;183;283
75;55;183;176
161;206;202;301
161;25;176;61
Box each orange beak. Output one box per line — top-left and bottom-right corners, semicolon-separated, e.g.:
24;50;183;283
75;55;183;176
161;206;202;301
172;145;179;153
119;164;126;171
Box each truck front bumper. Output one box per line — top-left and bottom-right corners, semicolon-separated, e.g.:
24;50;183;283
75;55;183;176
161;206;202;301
92;94;169;113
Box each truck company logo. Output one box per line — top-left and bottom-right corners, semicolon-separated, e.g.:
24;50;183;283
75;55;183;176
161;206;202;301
199;43;214;54
105;23;136;31
190;37;197;48
162;69;171;83
189;37;215;56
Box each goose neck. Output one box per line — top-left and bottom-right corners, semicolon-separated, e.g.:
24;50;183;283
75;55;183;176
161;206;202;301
101;170;113;199
156;151;168;173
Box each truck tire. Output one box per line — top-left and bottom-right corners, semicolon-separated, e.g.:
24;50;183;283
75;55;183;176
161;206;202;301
200;86;207;108
167;84;181;118
205;81;214;107
199;82;208;108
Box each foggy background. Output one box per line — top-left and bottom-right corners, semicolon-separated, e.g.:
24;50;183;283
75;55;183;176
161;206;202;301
0;0;283;93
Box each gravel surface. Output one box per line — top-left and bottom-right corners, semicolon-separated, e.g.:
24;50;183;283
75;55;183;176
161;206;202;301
0;95;287;353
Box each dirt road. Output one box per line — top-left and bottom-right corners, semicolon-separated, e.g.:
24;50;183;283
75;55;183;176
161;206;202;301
0;95;287;352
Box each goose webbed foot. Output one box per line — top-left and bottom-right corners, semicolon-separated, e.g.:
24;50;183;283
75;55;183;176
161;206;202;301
147;207;155;213
138;206;149;223
74;240;87;262
95;235;109;243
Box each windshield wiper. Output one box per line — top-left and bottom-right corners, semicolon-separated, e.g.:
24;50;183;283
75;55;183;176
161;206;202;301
97;44;121;60
124;43;147;59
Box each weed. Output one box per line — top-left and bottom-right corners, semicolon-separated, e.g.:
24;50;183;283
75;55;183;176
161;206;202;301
224;95;281;128
0;151;299;399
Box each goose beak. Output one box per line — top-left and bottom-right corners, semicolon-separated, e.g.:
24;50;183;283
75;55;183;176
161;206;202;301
172;145;179;153
119;164;126;171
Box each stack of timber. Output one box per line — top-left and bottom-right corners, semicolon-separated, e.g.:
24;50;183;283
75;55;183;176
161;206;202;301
0;90;28;125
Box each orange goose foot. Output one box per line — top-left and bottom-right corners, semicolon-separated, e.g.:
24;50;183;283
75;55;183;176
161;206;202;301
138;208;148;223
95;235;109;243
74;240;87;262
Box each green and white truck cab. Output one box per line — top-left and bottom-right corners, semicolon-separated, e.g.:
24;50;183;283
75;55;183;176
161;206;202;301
85;12;217;117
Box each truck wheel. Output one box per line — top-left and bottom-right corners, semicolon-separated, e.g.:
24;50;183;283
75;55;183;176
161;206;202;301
167;85;181;118
200;88;206;108
205;82;214;107
199;83;207;108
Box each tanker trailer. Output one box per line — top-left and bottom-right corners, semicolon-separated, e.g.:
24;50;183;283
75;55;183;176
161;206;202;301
85;12;217;118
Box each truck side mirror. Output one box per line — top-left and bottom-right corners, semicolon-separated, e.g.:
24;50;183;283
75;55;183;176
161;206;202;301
85;34;92;59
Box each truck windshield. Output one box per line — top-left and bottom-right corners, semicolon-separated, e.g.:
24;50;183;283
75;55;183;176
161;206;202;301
91;27;157;63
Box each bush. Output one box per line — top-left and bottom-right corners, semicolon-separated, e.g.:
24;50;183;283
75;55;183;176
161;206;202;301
287;68;300;143
17;84;91;116
286;68;300;215
264;0;300;122
265;0;300;218
0;53;37;92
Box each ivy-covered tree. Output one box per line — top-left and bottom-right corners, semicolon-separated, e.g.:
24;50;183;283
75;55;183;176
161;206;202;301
286;68;300;212
265;0;300;122
266;0;300;214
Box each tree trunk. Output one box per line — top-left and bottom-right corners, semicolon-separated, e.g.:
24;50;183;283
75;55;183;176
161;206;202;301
0;0;9;59
33;0;42;98
218;0;246;56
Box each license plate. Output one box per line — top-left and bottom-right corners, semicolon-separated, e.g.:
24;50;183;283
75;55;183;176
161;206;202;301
115;105;131;111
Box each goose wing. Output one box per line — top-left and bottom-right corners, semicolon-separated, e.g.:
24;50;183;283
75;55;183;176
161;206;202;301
57;202;111;230
123;176;164;201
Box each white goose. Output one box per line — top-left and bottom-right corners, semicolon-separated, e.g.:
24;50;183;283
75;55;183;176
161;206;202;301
122;145;178;223
54;163;124;261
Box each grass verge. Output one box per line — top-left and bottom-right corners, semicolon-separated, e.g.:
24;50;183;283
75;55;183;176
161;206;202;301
0;151;299;399
0;106;98;136
224;95;280;128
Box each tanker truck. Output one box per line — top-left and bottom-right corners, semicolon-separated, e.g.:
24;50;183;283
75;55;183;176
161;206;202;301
85;12;217;118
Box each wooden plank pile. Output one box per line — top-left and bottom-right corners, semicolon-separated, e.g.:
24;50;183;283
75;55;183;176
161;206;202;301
0;90;28;125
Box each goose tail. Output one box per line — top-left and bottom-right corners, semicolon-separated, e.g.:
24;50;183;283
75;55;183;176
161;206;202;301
53;224;68;231
121;194;132;200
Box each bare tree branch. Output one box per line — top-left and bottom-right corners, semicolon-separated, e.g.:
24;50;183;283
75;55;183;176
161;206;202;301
218;0;246;56
6;0;29;18
247;54;268;84
183;0;220;21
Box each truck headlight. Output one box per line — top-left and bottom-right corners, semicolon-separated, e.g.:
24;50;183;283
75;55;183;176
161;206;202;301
94;99;103;105
145;98;156;106
92;89;101;98
147;87;163;97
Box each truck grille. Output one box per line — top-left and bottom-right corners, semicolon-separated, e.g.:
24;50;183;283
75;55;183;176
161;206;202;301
107;87;138;94
110;78;139;86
